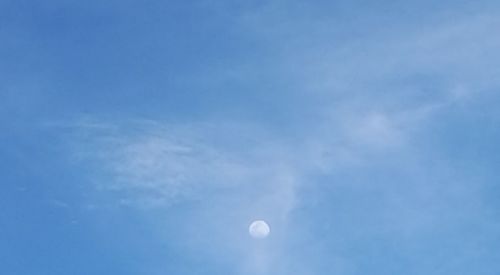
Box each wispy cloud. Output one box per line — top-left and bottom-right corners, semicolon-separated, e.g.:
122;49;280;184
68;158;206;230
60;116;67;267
61;6;500;274
67;103;426;274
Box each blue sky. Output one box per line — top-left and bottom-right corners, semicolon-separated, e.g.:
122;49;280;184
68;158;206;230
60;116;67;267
2;1;500;274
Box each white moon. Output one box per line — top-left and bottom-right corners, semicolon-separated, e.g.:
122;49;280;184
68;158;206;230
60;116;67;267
249;220;270;239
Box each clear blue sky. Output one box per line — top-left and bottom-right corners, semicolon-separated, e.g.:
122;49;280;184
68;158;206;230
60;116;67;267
2;1;500;274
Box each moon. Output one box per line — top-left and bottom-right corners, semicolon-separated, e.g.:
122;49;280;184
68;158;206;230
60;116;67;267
249;220;270;239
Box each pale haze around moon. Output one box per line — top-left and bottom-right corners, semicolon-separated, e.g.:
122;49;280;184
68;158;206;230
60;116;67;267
249;220;270;239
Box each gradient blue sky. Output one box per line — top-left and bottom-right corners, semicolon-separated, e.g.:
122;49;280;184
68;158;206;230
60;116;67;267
2;1;500;274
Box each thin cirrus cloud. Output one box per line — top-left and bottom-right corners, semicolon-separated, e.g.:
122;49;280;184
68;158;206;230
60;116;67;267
71;119;300;216
66;94;469;274
61;6;500;274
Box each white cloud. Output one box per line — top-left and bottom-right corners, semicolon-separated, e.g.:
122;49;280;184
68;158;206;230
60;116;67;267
73;121;268;207
62;8;500;274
